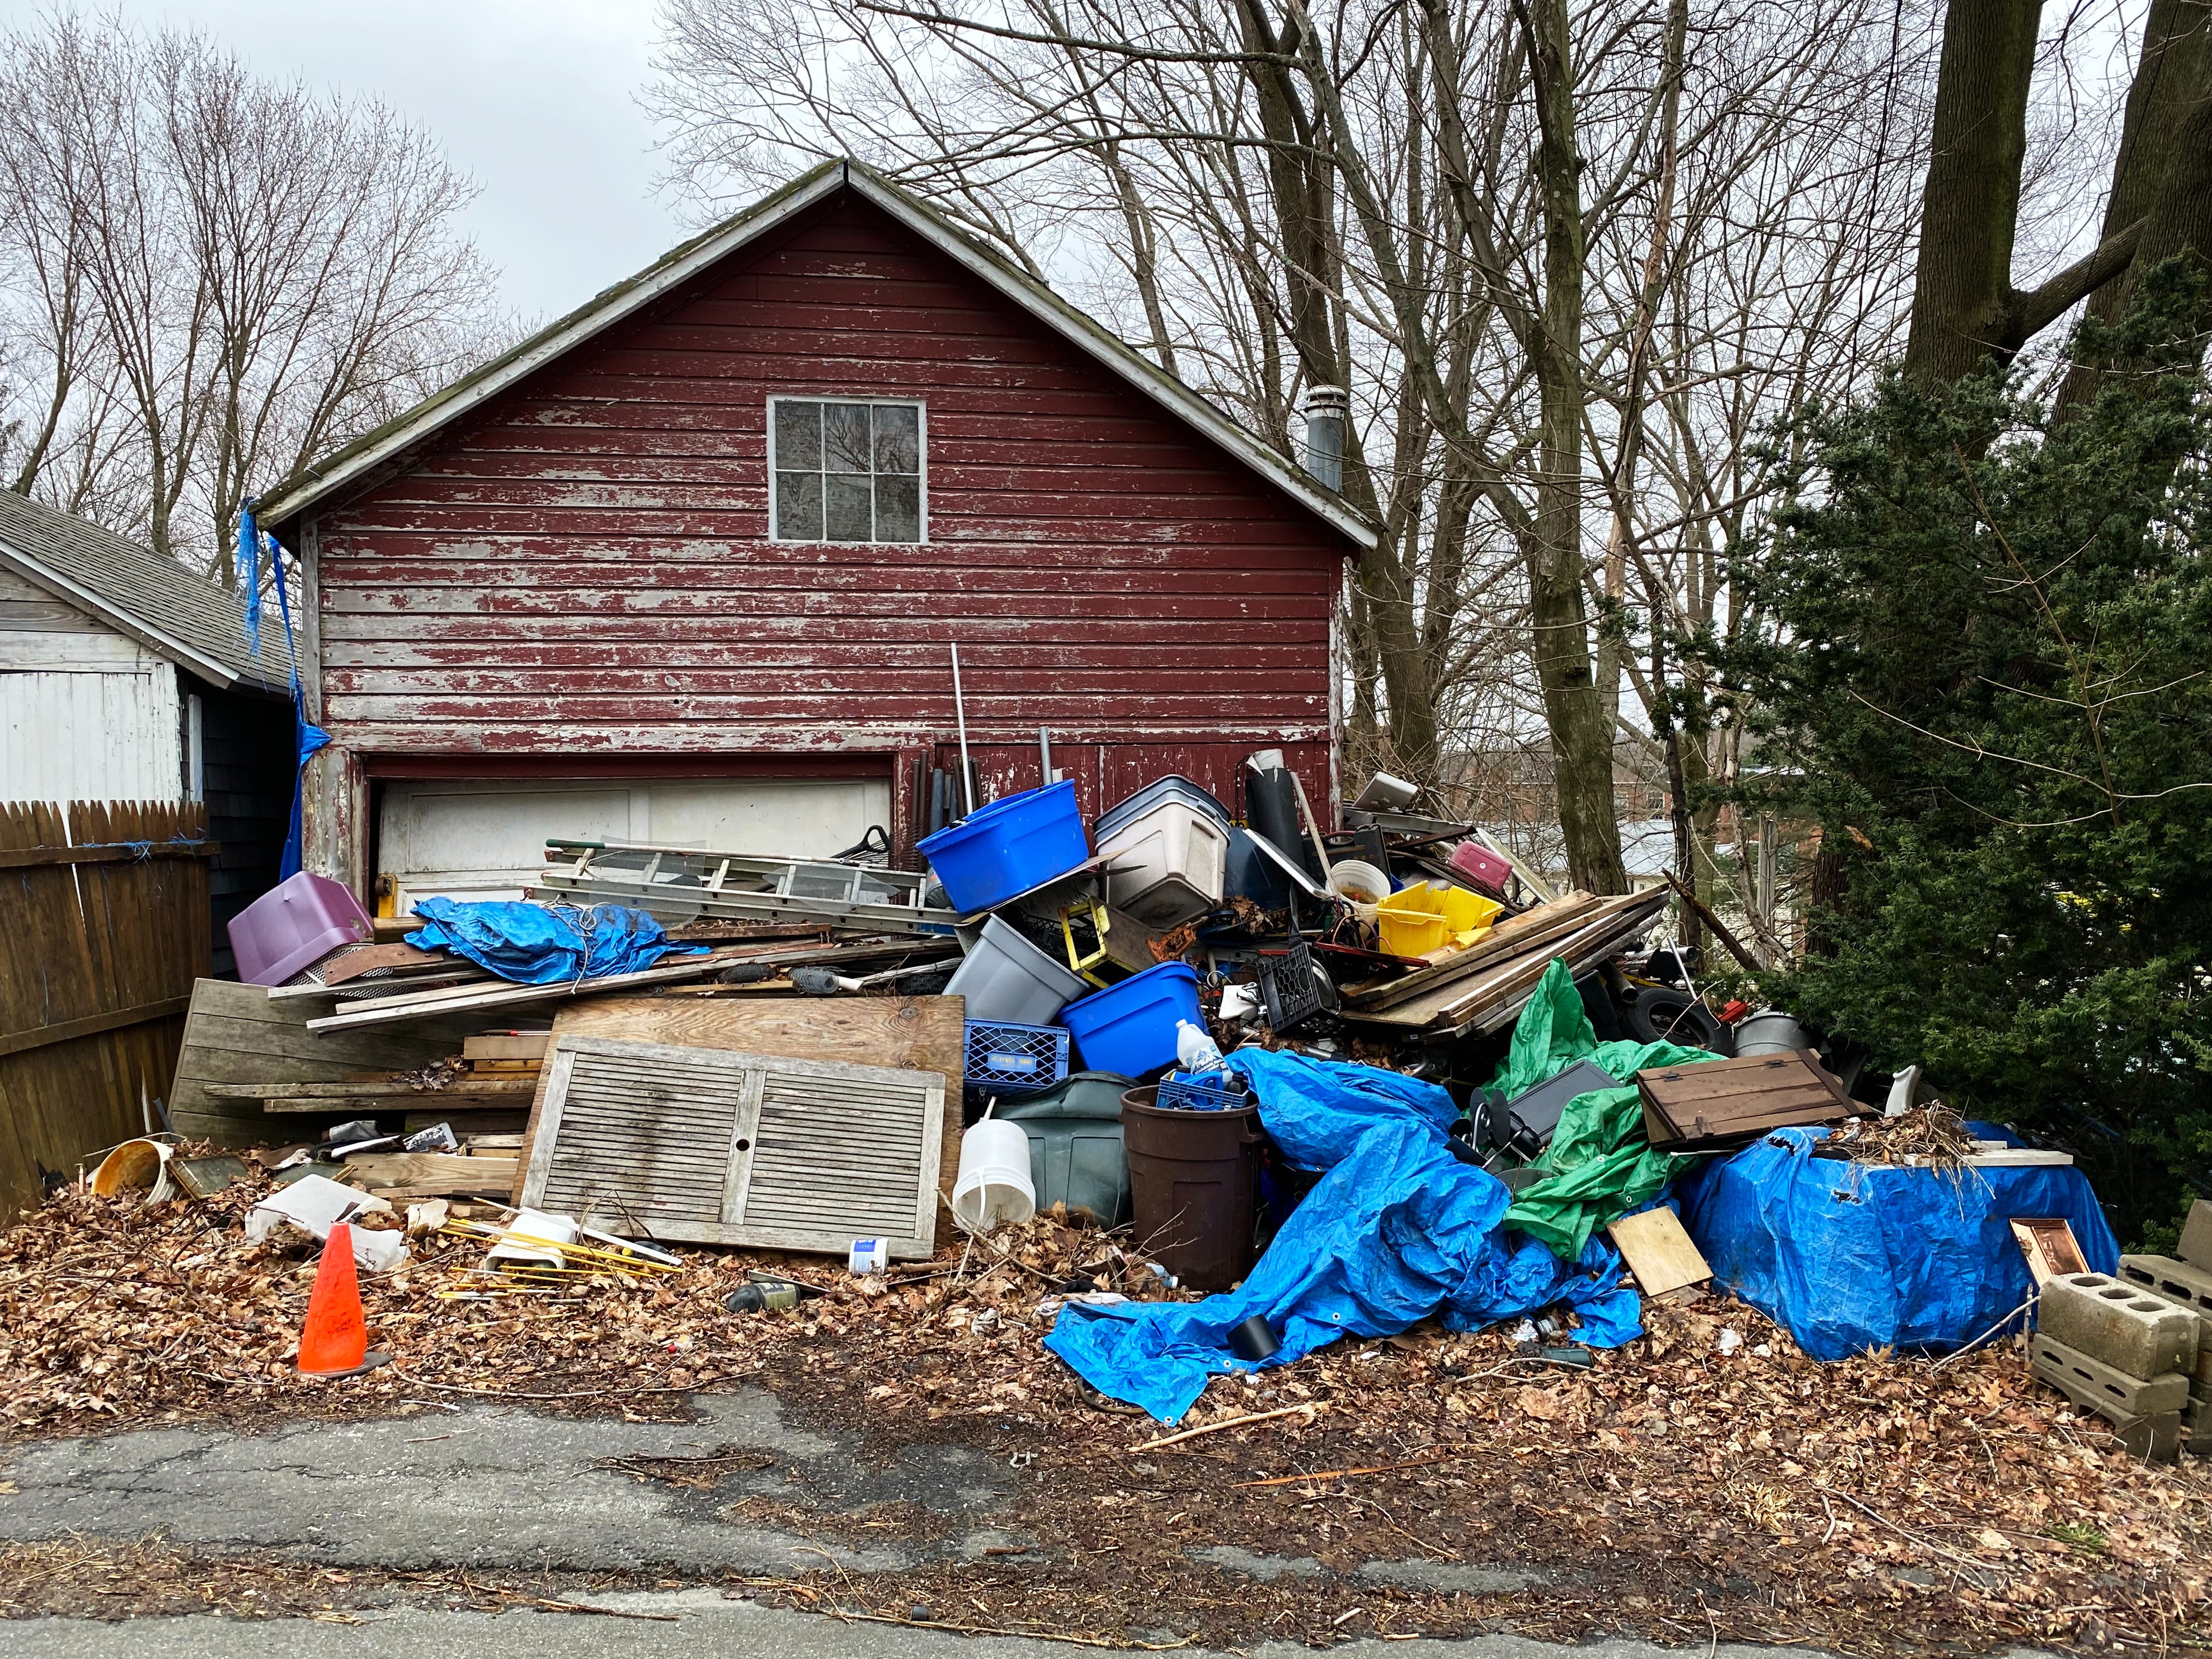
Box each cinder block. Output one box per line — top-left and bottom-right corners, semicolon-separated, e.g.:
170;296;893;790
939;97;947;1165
2183;1396;2212;1458
2119;1253;2212;1318
2030;1332;2191;1418
2113;1412;2184;1462
2180;1201;2212;1271
2037;1271;2200;1379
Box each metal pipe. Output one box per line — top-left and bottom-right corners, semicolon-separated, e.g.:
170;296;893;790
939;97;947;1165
1038;725;1053;783
950;642;975;815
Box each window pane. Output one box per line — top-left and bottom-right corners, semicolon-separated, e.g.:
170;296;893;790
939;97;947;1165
874;475;920;543
823;403;873;473
873;404;920;474
825;473;873;541
775;470;822;540
773;401;821;470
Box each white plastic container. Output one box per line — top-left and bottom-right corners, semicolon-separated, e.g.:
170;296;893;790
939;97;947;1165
951;1113;1038;1234
1098;799;1230;926
945;914;1088;1024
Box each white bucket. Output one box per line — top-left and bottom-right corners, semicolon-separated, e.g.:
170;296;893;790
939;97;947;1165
951;1114;1037;1234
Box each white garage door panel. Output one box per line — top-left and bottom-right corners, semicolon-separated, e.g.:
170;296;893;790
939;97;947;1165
379;776;889;912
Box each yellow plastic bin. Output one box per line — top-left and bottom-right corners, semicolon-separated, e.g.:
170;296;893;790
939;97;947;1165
1377;882;1502;957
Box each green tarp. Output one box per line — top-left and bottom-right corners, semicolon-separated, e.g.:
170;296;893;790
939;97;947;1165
1491;960;1720;1258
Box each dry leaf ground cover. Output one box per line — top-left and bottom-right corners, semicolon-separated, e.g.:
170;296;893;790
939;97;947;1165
1;1178;2206;1653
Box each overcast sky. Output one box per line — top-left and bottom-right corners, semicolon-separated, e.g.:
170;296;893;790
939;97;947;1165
0;0;693;324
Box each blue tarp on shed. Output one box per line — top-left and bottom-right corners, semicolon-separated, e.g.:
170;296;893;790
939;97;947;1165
1674;1125;2119;1360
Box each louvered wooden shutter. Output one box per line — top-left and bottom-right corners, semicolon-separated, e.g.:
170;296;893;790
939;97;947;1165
521;1035;943;1258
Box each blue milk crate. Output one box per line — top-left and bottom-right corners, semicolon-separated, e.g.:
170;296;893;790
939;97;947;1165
964;1020;1072;1096
1155;1069;1254;1113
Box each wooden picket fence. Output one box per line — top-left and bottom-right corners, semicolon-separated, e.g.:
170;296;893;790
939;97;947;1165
0;801;214;1217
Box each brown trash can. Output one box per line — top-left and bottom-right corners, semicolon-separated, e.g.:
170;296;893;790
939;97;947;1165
1121;1085;1263;1292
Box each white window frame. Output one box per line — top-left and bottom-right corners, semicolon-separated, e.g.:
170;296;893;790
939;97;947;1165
766;395;929;545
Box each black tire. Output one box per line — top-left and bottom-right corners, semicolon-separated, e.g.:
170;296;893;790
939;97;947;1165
1622;986;1728;1053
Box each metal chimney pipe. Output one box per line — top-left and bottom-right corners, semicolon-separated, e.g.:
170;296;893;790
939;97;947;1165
1302;385;1349;493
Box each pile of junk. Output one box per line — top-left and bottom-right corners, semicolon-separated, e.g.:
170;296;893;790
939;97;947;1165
129;750;2187;1449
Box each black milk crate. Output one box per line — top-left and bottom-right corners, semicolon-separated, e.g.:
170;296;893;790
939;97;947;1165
963;1020;1071;1096
1257;939;1333;1031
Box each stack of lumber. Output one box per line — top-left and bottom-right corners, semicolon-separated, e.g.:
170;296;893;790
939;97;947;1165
283;932;952;1035
1336;888;1671;1037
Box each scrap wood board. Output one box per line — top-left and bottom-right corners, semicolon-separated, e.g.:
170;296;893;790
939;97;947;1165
519;1034;943;1259
204;1078;539;1100
516;995;967;1212
1607;1207;1712;1300
1637;1050;1855;1147
168;979;483;1145
1340;891;1601;1009
342;1151;520;1197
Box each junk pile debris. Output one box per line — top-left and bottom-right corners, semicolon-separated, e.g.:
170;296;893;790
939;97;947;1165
6;756;2178;1477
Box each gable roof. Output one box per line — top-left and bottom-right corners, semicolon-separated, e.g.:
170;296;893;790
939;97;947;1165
0;488;290;695
256;159;1377;551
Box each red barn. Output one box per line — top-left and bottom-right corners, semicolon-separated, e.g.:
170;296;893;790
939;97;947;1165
260;161;1370;910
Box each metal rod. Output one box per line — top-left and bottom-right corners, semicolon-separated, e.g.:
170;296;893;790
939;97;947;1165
1038;726;1053;782
950;642;975;814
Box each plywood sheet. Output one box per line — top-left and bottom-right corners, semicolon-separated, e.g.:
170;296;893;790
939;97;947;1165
516;994;966;1212
1607;1207;1712;1300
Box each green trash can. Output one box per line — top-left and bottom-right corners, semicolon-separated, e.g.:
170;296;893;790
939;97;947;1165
996;1072;1136;1227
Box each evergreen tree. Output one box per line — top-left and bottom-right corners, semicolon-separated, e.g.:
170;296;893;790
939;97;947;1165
1732;272;2212;1247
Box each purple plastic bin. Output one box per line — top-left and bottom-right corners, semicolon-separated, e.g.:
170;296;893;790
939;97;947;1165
229;871;374;986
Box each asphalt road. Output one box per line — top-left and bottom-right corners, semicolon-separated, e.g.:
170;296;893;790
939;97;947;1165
3;1598;1865;1659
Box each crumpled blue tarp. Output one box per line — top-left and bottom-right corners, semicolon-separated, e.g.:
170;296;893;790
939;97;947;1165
404;898;703;985
1673;1124;2120;1360
1043;1047;1644;1423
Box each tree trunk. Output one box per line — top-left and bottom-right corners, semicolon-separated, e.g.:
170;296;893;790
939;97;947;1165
1519;0;1627;893
2058;0;2212;409
1902;0;2043;384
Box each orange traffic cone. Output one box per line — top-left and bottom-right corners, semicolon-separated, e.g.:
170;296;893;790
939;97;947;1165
296;1221;383;1377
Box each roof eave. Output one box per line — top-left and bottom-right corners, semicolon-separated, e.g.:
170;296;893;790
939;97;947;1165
0;541;289;696
256;163;851;529
257;158;1379;554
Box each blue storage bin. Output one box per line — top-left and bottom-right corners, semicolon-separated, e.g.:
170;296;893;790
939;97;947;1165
917;780;1090;914
1061;961;1202;1077
964;1020;1071;1096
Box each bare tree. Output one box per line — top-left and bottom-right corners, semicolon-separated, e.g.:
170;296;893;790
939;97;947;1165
1904;0;2212;387
0;11;507;581
649;0;1924;896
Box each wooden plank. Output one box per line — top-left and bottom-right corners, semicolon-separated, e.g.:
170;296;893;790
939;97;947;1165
168;978;484;1144
1341;892;1605;1010
320;942;451;984
1606;1208;1712;1300
260;1096;536;1114
0;841;218;870
464;1034;550;1061
302;949;751;1034
203;1078;536;1100
0;995;192;1059
517;994;967;1213
343;1151;520;1195
1344;900;1653;1030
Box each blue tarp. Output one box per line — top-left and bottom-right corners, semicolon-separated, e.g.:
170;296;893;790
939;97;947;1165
1674;1124;2120;1360
1043;1047;1643;1423
404;898;703;985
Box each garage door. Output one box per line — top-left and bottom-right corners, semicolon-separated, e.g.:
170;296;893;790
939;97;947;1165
377;776;891;912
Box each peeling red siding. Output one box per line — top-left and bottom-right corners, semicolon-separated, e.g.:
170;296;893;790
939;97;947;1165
306;190;1347;833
